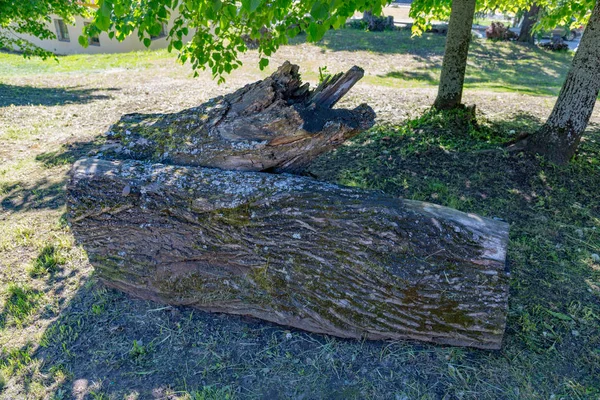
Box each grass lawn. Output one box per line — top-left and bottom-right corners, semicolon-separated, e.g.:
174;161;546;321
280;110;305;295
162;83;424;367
1;27;600;399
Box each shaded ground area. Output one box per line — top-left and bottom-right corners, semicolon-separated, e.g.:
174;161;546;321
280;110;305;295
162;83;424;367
316;29;573;96
1;27;600;399
0;85;118;107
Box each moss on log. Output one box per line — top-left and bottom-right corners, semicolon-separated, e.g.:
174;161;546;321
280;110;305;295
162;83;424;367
68;158;510;349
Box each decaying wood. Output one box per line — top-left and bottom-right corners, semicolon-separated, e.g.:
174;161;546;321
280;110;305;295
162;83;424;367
308;66;365;109
68;158;510;349
99;61;375;173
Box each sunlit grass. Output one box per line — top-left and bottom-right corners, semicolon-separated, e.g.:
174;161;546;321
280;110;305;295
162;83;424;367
1;28;575;97
0;26;599;399
0;48;174;76
316;27;573;96
0;284;43;328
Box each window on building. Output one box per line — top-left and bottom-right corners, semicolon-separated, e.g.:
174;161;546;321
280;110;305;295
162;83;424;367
150;23;167;40
84;23;100;46
54;19;70;42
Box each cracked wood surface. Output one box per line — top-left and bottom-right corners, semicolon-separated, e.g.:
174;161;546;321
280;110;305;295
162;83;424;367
98;61;375;173
68;158;510;349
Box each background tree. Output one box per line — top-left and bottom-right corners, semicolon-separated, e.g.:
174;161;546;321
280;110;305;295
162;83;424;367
517;3;541;43
82;0;390;82
410;0;538;110
432;0;477;110
524;0;600;164
0;0;84;59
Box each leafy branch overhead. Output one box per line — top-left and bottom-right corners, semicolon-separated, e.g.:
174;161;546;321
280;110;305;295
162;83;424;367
0;0;86;59
83;0;389;81
409;0;596;36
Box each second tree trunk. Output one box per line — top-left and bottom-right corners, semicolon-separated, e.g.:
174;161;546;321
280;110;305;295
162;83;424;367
525;1;600;164
517;4;540;44
434;0;477;110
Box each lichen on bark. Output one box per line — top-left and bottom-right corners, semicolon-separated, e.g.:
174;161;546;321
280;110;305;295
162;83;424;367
97;62;375;173
68;158;510;349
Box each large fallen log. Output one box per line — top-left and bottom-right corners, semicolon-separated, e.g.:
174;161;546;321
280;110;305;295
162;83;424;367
68;158;510;349
99;62;375;173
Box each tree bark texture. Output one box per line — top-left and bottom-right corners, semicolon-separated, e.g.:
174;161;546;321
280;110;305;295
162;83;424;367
433;0;477;110
517;4;540;44
362;11;394;31
68;158;510;349
525;1;600;164
99;61;375;174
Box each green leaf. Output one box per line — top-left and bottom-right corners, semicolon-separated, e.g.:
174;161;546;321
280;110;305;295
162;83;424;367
173;39;183;50
546;310;572;321
143;37;151;47
78;35;89;48
224;4;238;18
259;57;269;70
99;0;112;18
149;22;163;36
96;16;111;31
113;3;125;17
308;22;319;40
307;22;328;41
310;2;329;20
242;0;262;12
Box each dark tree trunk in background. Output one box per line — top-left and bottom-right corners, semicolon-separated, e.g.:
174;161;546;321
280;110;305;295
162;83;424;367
433;0;477;110
525;1;600;164
68;158;510;349
517;4;540;44
99;62;374;174
362;10;394;31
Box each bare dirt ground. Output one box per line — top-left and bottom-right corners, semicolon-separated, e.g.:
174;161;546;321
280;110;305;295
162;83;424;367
1;28;600;399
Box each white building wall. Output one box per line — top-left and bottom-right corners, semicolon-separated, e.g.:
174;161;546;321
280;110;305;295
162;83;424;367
13;15;192;55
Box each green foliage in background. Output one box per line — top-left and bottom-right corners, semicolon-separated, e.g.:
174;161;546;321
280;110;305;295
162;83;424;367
0;0;86;59
409;0;595;36
84;0;390;81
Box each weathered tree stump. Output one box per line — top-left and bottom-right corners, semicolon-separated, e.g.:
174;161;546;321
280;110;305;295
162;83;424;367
99;61;375;174
68;158;510;349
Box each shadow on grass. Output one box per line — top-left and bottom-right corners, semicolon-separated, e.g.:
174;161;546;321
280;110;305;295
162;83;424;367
0;84;119;107
2;112;600;398
293;28;446;60
2;273;449;399
35;141;98;169
486;112;545;134
1;141;96;214
462;42;571;96
0;178;65;213
326;29;574;96
383;70;439;84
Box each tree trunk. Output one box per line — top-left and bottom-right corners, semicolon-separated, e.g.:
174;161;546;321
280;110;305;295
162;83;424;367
362;10;394;31
99;62;375;174
517;4;540;44
68;158;510;349
525;1;600;164
433;0;477;110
